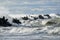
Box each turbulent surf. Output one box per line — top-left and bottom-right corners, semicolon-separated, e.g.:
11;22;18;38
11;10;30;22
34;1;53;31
0;13;60;40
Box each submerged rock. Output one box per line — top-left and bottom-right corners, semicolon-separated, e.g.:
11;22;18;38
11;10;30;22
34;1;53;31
46;21;56;25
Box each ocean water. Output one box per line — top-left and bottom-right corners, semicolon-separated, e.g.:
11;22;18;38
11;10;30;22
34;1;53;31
0;0;59;14
0;26;60;40
0;14;60;40
0;0;60;40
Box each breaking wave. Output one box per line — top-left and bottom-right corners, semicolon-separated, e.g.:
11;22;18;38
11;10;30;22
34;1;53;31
0;13;60;36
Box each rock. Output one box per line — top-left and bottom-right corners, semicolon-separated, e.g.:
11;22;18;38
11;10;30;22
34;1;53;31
0;16;12;26
38;15;44;19
34;17;38;20
12;18;21;24
44;14;51;18
22;16;29;20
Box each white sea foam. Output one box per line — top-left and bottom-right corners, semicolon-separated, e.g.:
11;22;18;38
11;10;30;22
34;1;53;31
0;13;60;35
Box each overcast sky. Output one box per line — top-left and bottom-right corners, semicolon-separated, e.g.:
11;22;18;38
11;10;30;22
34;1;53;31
0;0;60;14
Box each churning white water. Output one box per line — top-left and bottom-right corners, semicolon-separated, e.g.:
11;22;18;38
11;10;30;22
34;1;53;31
0;13;60;40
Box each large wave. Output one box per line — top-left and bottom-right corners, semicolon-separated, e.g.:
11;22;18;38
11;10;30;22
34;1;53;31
0;13;60;35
